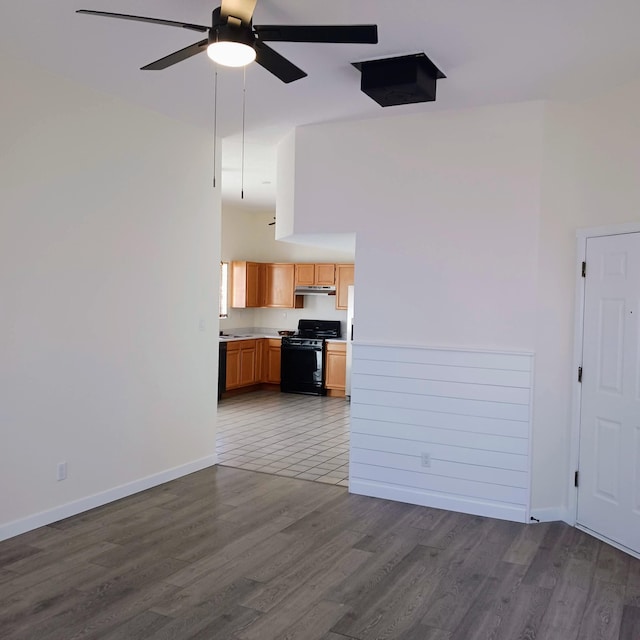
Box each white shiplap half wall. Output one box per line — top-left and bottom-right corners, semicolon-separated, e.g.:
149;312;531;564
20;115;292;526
349;343;533;523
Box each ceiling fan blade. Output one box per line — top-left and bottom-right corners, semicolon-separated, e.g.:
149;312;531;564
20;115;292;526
220;0;258;27
254;41;307;84
254;24;378;44
76;10;209;33
141;39;209;70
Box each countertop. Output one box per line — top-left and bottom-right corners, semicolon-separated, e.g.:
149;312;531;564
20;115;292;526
219;333;347;343
219;332;282;342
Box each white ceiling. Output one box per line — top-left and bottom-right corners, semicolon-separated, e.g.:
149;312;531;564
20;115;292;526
3;1;640;210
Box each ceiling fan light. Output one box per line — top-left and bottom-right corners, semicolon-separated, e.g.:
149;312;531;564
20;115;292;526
207;41;256;67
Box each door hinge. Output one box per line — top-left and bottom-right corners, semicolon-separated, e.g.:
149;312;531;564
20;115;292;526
574;470;579;487
578;366;583;383
581;261;586;278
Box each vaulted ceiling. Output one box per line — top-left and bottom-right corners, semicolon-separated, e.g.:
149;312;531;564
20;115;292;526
3;1;640;210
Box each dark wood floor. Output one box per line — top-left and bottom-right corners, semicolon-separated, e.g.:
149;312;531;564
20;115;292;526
1;466;639;640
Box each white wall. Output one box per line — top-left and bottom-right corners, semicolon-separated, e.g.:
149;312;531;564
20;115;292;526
281;84;640;519
523;101;581;518
0;52;220;539
275;130;296;240
279;102;544;519
572;79;640;225
286;102;544;348
220;206;353;332
531;81;640;517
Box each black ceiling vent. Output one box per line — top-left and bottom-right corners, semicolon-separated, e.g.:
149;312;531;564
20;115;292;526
352;53;446;107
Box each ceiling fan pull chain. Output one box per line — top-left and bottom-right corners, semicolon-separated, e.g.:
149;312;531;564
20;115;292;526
241;66;247;200
212;66;219;189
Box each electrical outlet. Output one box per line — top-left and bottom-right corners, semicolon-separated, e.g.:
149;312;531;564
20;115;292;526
421;452;431;468
57;462;67;481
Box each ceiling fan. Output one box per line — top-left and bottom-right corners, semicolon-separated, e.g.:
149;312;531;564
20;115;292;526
77;0;378;83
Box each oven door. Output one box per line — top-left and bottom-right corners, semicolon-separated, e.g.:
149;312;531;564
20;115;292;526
280;342;326;395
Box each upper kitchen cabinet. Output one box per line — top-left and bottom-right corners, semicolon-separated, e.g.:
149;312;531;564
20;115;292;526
295;263;336;286
265;263;304;309
231;261;265;308
294;263;315;286
335;264;354;310
315;264;336;285
231;261;303;309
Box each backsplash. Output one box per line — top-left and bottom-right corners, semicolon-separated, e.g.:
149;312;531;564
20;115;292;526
221;294;347;337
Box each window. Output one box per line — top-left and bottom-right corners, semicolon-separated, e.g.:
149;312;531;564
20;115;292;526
219;261;229;318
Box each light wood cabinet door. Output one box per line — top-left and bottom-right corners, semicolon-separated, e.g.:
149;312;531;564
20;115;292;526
231;261;264;308
325;342;347;391
295;263;336;286
225;344;241;389
295;263;315;286
239;343;257;386
265;263;296;308
263;339;281;384
315;264;336;285
246;263;265;308
225;339;257;389
335;264;354;310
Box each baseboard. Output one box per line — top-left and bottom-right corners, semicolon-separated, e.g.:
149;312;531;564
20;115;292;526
0;455;217;542
528;506;572;524
349;479;528;523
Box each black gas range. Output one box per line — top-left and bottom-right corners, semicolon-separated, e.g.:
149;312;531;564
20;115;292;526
281;319;341;396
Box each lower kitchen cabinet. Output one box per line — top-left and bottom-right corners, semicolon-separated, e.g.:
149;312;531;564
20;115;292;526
325;341;347;393
224;338;281;392
263;339;282;384
226;347;241;389
225;339;259;390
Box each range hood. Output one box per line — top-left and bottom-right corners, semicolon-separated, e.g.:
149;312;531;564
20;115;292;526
294;285;336;296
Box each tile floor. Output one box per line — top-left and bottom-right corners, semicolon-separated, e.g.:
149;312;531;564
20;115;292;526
216;389;350;486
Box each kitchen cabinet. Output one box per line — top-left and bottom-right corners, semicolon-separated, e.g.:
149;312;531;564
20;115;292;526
224;338;280;392
231;261;302;309
263;339;282;384
294;263;315;286
265;263;303;308
225;345;241;389
315;264;336;285
231;261;265;308
225;339;259;389
295;263;336;286
325;341;347;393
335;264;354;310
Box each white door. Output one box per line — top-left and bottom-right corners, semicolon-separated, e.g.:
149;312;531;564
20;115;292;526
577;232;640;555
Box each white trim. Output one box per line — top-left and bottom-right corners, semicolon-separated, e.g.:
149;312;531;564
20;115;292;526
0;455;217;542
576;221;640;240
576;524;640;561
568;237;587;526
525;355;535;523
349;479;528;523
